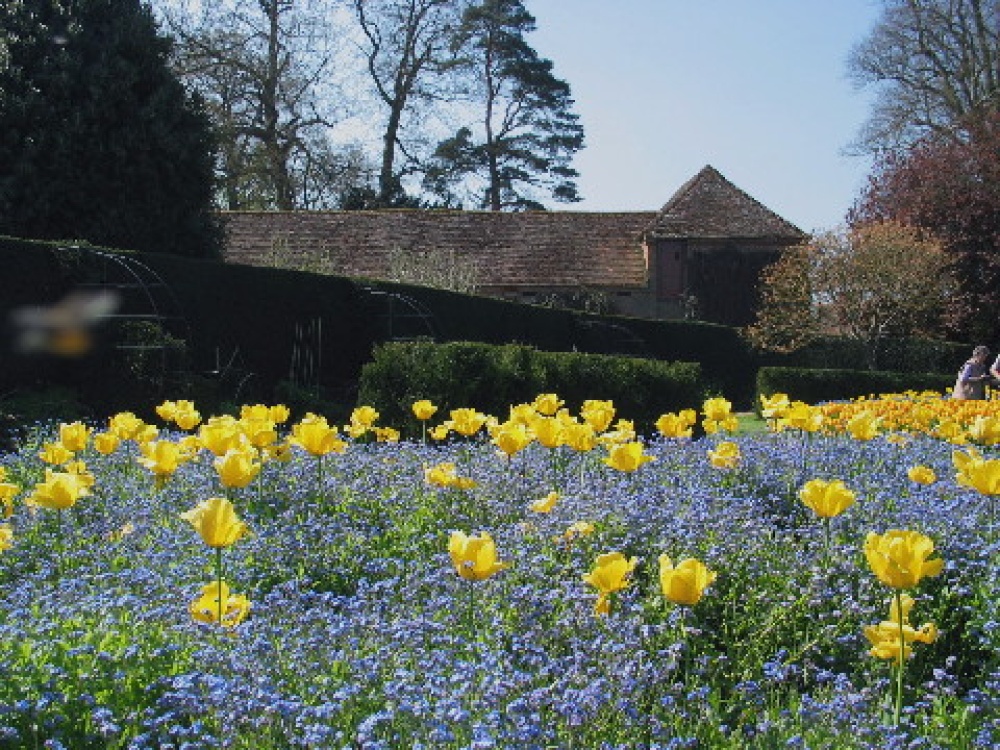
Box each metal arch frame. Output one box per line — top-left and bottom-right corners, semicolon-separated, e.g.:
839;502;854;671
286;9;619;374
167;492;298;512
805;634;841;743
63;244;190;345
362;286;439;343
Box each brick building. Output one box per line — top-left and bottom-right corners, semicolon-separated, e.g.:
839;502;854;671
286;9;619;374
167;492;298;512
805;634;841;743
222;165;806;326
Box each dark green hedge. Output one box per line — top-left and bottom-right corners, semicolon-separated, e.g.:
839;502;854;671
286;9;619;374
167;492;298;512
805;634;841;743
357;341;704;434
756;366;953;406
0;235;969;422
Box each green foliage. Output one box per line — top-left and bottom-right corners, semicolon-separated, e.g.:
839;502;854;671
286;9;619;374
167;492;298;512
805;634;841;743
0;612;194;749
357;340;703;432
756;366;952;405
0;0;221;258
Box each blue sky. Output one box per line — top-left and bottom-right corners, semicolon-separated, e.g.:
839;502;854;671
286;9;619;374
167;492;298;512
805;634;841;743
525;0;884;233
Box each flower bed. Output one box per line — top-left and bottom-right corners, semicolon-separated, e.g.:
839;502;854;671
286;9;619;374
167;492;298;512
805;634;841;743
0;394;997;749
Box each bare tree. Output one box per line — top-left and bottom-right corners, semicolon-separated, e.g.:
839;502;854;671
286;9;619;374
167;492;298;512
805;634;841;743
351;0;468;206
849;0;1000;153
157;0;368;209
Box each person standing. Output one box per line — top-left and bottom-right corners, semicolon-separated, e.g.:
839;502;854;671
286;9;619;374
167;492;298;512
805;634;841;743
953;345;991;399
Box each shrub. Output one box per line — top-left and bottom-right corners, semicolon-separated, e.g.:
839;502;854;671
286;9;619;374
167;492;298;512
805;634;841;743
357;340;703;434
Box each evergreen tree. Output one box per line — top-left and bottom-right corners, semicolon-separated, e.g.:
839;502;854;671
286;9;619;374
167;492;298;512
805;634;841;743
423;0;584;211
0;0;222;258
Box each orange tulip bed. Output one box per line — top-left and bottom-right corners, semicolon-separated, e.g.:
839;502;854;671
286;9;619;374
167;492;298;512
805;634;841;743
0;392;997;748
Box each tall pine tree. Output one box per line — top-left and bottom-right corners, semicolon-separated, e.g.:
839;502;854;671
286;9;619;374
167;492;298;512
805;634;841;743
423;0;584;210
0;0;221;258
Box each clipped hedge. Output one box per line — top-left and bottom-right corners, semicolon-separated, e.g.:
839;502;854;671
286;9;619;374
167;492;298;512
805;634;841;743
357;341;703;434
756;366;953;406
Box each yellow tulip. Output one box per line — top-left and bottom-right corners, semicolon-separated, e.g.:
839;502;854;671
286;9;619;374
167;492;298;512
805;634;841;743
429;423;452;441
198;417;243;457
137;440;185;481
702;397;738;434
583;552;637;616
798;478;856;518
563;422;597;452
134;424;159;445
374;427;400;442
659;555;717;606
38;442;73;466
530;491;559;513
92;431;120;456
265;441;294;463
492;421;533;458
530;415;564;449
448;531;509;581
240;404;271;421
863;593;937;663
214;447;261;489
968;415;1000;445
173;403;202;431
0;523;12;552
351;405;379;428
864;530;944;589
702;396;733;422
108;411;143;440
583;552;637;594
954;450;1000;496
603;442;655;472
269;404;291;424
532;393;564;416
907;466;937;485
599;418;637;445
580;399;615;433
180;496;249;548
156;400;178;422
189;580;251;628
655;412;694;439
759;392;790;420
779;401;824;433
424;462;476;490
291;415;346;456
847;412;882;441
58;421;91;452
449;408;488;437
26;470;89;511
508;403;537;425
412;399;438;421
239;418;278;449
707;441;741;470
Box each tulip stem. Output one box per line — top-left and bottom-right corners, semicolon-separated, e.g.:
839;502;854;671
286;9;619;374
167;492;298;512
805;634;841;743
823;518;833;561
894;589;905;726
215;546;224;627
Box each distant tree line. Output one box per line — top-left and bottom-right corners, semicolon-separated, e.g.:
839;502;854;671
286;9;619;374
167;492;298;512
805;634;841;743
156;0;583;213
0;0;583;258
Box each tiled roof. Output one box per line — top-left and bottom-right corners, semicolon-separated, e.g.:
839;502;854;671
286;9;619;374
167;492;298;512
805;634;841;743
222;209;657;289
646;165;806;240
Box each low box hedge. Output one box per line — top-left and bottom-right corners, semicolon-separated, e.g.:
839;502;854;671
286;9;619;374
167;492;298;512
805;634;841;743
756;366;953;407
357;340;704;435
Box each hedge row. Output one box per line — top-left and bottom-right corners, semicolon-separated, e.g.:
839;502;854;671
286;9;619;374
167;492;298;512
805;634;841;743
756;366;953;407
357;341;703;435
0;236;971;421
